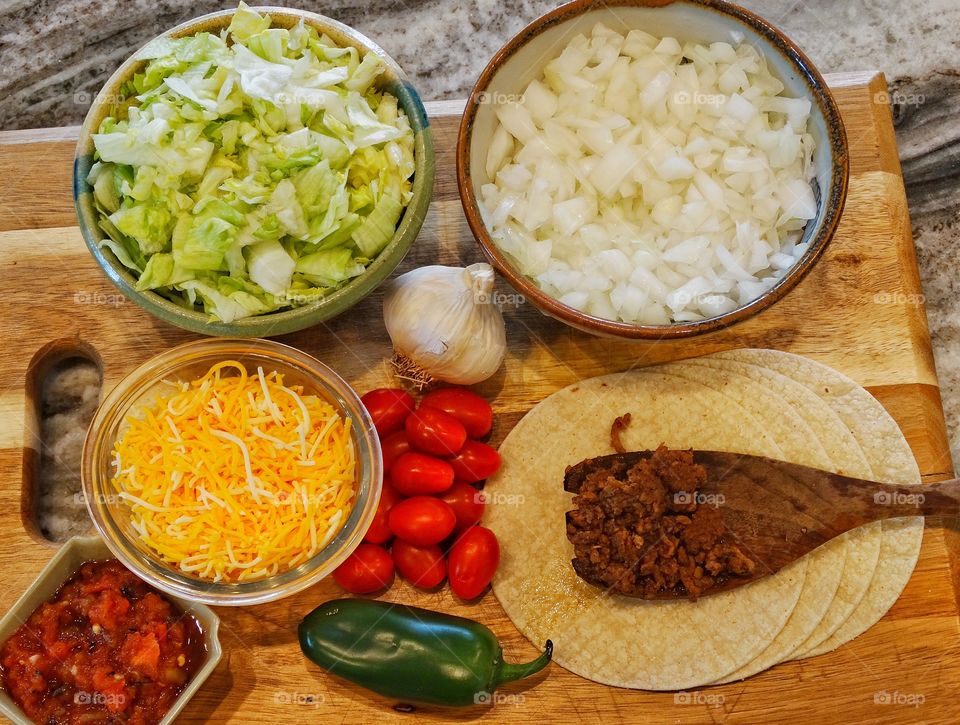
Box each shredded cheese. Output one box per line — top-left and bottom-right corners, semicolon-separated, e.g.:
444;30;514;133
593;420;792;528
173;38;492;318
111;360;357;583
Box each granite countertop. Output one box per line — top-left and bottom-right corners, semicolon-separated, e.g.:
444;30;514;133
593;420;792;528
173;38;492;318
2;0;958;532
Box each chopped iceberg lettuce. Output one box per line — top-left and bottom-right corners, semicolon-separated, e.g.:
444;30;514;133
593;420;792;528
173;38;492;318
89;1;416;322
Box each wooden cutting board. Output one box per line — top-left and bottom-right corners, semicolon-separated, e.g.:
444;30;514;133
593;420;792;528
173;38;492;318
1;71;958;724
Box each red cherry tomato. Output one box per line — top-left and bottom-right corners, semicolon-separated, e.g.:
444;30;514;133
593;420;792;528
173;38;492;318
421;388;493;439
392;540;446;589
388;496;457;546
391;452;455;496
361;388;416;437
439;482;485;532
405;406;467;456
332;544;394;594
448;526;500;600
363;481;401;544
448;440;502;483
380;431;412;474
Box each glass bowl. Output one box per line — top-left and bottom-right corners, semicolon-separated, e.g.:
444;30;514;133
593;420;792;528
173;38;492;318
81;338;382;605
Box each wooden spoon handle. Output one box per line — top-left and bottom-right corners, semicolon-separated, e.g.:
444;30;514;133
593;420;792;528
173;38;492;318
689;451;960;535
873;479;960;518
832;478;960;530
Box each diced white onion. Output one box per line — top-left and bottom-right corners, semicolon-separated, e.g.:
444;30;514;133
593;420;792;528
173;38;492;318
481;24;817;324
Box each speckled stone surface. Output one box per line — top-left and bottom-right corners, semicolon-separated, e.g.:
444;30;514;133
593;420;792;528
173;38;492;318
2;0;959;472
2;0;959;130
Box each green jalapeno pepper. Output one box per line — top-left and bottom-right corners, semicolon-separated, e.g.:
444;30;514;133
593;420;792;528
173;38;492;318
298;598;552;707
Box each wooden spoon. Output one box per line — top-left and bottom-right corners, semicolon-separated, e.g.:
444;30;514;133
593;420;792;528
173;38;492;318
563;450;953;600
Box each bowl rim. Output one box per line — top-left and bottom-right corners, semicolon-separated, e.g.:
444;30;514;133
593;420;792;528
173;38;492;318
80;337;383;605
0;535;222;725
74;5;434;338
456;0;849;340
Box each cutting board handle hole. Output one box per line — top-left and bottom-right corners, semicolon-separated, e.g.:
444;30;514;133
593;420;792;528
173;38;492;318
23;340;103;544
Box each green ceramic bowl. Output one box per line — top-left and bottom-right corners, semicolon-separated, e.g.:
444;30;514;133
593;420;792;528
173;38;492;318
0;536;221;725
74;6;434;337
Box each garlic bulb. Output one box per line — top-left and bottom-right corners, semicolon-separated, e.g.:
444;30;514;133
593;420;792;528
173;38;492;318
383;263;507;386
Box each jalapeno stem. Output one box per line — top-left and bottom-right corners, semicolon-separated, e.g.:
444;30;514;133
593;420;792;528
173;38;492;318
494;640;553;686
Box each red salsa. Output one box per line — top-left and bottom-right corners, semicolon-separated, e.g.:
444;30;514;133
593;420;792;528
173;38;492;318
0;560;206;725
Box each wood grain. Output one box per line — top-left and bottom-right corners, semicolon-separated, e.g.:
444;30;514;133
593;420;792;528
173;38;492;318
0;72;957;724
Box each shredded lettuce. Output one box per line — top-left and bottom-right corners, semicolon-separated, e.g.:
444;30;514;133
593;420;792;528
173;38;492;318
90;1;415;322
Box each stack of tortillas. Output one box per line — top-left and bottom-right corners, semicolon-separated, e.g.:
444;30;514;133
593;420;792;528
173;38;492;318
484;349;923;690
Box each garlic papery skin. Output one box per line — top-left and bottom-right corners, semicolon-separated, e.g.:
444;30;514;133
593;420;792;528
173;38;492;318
383;263;507;385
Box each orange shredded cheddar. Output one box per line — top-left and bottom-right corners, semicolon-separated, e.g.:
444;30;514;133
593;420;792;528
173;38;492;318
111;360;356;582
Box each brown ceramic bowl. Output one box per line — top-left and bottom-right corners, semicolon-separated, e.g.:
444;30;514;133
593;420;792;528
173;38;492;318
457;0;848;339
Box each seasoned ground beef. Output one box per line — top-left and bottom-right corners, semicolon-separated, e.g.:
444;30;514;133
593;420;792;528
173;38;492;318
610;413;632;454
565;445;756;600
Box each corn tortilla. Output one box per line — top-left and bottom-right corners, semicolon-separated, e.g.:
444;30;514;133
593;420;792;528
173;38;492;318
485;371;806;690
657;360;855;684
487;350;922;688
713;350;922;658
